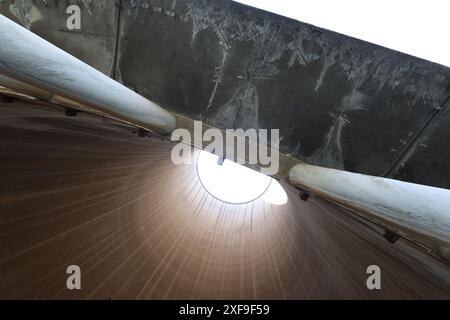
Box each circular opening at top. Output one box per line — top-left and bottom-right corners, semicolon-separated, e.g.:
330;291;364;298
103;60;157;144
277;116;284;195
196;151;287;205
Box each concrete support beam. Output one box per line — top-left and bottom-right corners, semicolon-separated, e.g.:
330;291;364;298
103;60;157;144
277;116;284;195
289;163;450;261
0;15;176;136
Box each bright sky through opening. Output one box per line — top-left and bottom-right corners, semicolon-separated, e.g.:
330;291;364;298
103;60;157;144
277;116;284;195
197;151;288;205
234;0;450;67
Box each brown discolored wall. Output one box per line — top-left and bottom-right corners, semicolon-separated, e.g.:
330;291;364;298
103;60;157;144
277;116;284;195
0;102;449;299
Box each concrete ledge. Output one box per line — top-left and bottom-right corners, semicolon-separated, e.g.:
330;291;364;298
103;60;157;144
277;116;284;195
0;15;176;136
289;163;450;262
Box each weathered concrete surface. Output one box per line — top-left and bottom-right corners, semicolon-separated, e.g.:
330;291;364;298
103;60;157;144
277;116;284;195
1;0;450;188
0;101;449;299
115;0;450;185
390;98;450;189
0;0;118;76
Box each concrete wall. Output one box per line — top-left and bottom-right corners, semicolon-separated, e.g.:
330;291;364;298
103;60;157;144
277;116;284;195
1;0;449;189
1;102;449;299
0;0;118;76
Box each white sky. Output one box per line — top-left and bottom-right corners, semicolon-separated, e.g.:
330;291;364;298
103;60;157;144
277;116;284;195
234;0;450;67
